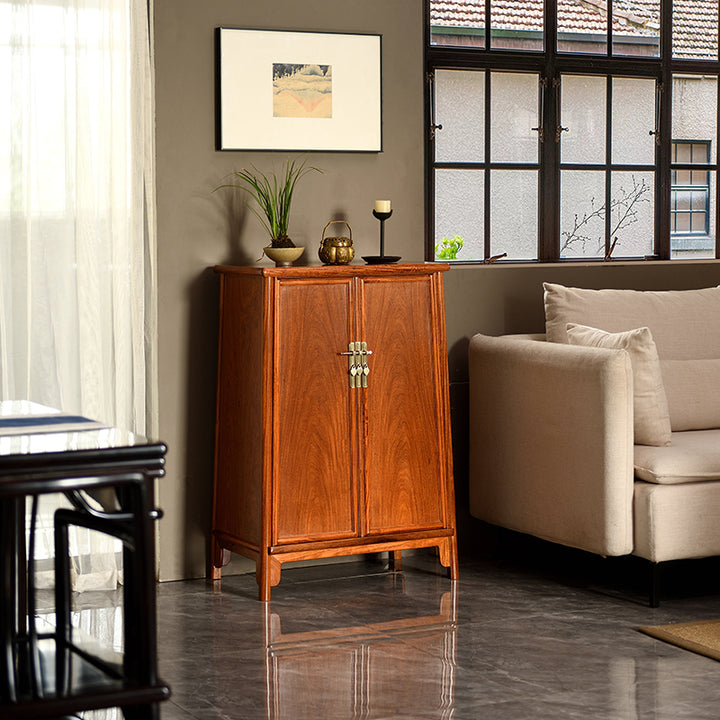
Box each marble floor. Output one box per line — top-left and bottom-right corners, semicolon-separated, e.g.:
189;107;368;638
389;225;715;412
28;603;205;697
87;542;720;719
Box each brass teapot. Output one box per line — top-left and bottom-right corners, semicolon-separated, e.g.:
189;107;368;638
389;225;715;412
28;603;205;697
319;220;354;265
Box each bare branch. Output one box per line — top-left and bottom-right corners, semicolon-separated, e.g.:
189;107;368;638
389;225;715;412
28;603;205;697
562;175;652;255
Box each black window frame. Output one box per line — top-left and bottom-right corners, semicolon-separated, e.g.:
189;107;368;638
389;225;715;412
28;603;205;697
424;0;720;263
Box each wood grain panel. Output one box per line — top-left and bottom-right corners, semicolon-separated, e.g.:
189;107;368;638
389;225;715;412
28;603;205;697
212;274;264;551
361;276;445;534
274;279;357;543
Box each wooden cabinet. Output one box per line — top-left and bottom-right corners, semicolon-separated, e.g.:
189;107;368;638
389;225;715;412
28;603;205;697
211;263;458;600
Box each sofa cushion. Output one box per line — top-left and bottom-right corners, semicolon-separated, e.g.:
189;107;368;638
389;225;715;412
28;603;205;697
634;429;720;484
544;283;720;431
661;359;720;431
634;478;720;562
567;323;671;446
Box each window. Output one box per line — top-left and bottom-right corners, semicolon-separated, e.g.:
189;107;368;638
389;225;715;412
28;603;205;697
671;140;714;255
426;0;720;263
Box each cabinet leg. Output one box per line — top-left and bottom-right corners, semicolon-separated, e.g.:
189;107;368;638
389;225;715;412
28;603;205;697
438;537;459;580
210;538;230;580
257;556;282;602
389;550;402;571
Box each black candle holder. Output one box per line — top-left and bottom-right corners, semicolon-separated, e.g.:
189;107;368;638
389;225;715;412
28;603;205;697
364;209;401;264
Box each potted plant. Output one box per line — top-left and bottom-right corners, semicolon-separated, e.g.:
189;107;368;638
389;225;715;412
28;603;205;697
216;157;321;266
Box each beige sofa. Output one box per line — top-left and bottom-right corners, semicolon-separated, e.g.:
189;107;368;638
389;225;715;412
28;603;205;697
468;283;720;605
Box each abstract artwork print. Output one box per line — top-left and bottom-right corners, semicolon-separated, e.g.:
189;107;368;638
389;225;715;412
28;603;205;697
273;63;332;118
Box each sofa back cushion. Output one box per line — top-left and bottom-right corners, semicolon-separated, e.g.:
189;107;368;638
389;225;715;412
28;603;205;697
544;283;720;431
567;323;672;446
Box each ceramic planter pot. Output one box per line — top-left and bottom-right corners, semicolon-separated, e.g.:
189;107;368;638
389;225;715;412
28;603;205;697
263;246;305;267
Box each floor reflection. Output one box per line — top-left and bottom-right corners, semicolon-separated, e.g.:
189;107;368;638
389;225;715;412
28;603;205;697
264;581;457;720
39;551;720;719
36;591;125;720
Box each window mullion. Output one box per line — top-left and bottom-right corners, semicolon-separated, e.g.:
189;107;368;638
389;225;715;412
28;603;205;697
716;76;720;259
484;71;491;261
656;76;672;259
654;0;673;259
539;0;558;261
605;76;613;257
539;74;558;261
424;70;434;261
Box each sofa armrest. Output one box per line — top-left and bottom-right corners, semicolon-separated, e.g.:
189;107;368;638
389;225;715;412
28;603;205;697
469;333;635;556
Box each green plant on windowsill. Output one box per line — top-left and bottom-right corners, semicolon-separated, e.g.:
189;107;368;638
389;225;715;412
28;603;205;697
435;235;464;260
215;158;322;248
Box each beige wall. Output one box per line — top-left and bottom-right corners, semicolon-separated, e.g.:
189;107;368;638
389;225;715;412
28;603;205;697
153;0;424;581
154;0;720;581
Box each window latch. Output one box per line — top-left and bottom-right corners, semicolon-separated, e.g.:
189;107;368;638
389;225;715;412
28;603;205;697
428;71;444;141
650;83;663;146
483;252;507;264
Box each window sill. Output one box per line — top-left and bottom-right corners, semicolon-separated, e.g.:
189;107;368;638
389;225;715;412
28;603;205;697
431;257;720;269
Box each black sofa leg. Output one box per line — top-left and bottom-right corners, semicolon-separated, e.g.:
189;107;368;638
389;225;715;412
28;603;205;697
649;561;661;608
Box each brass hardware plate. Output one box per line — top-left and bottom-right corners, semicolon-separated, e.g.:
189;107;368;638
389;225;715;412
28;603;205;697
338;342;373;389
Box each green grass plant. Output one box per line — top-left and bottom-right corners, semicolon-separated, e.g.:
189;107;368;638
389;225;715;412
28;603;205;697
216;158;321;247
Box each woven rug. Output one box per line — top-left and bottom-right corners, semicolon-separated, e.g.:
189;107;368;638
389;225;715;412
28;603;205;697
639;619;720;662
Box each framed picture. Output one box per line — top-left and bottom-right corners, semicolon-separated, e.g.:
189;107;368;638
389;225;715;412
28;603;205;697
216;28;382;152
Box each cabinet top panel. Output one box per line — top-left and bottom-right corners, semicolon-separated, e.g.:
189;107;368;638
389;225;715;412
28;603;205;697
213;263;449;278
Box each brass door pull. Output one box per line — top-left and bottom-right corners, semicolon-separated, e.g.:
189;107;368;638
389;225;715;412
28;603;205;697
338;342;373;388
360;341;370;388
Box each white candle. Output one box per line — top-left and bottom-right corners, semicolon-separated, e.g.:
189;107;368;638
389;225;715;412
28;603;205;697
374;200;391;213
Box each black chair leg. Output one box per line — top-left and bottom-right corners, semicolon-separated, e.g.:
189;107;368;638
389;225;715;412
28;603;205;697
54;474;165;718
54;512;73;696
121;702;159;720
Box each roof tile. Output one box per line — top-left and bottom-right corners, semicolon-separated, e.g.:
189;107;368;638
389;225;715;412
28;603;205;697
430;0;717;56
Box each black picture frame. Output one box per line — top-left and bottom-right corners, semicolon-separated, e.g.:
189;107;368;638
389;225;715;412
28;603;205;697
216;27;383;152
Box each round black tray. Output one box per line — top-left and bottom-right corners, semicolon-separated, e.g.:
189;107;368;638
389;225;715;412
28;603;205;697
362;255;401;264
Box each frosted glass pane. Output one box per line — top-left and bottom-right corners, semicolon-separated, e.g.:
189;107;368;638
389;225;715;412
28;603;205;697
560;171;606;258
435;169;484;261
490;170;537;260
561;75;606;165
491;73;539;163
612;78;655;165
611;172;654;257
435;70;484;163
672;76;718;164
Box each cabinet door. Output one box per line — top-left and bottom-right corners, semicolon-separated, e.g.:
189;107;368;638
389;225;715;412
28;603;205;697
361;275;445;534
273;279;358;544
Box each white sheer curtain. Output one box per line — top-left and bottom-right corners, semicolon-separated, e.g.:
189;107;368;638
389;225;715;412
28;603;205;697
0;0;157;590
